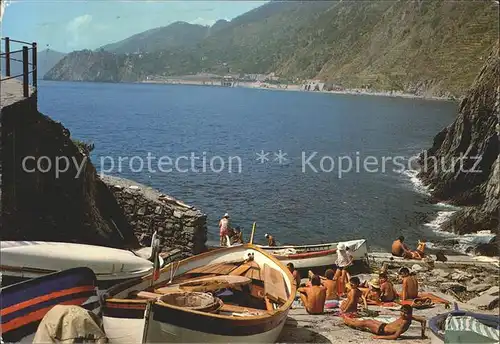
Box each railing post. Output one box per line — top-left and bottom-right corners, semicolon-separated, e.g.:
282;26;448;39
5;37;10;77
32;42;37;88
22;46;29;97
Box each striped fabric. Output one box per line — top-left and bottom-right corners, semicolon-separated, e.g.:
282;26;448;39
0;267;98;343
445;315;499;343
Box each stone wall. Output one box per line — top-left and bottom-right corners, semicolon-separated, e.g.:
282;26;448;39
0;92;140;249
101;175;207;258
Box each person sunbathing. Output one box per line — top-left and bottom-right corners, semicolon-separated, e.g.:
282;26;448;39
398;267;419;301
391;236;412;258
360;278;382;304
379;273;397;302
322;269;339;301
343;304;426;340
409;240;426;260
340;276;367;314
298;275;326;315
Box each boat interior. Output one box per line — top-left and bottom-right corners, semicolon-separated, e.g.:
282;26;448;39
107;249;294;318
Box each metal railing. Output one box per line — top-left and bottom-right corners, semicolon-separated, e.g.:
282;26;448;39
1;37;37;97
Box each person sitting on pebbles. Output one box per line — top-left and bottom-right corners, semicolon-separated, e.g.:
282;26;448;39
379;272;397;302
340;276;367;314
297;274;326;315
398;267;419;301
360;278;382;305
344;304;426;340
307;269;339;308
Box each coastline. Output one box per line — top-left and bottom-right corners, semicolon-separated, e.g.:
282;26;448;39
139;79;457;101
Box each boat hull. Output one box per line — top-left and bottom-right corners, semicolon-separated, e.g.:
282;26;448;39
259;239;368;270
102;244;296;344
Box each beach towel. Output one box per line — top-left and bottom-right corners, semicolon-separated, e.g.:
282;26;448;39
398;292;450;308
325;299;340;309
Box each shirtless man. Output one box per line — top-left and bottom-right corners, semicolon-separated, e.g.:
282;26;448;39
297;275;326;314
379;273;397;302
344;304;426;340
323;269;338;300
340;276;366;314
391;236;411;258
287;263;301;289
399;267;419;301
264;233;276;246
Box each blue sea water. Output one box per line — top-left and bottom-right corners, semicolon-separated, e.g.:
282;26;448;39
38;80;458;250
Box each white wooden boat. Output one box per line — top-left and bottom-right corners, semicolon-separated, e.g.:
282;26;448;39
102;244;296;343
258;239;368;270
0;241;161;289
0;267;99;343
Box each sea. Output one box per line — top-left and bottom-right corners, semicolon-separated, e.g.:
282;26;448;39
38;80;462;252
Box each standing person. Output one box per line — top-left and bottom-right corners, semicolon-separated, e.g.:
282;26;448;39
334;243;353;296
344;305;426;340
379;273;397;302
287;263;301;289
219;213;231;246
297;275;326;315
264;233;276;246
391;236;411;258
398;267;419;301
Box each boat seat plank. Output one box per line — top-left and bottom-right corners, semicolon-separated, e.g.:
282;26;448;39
229;263;252;276
244;262;263;281
188;263;238;275
179;275;252;293
219;304;269;315
154;286;182;294
263;264;288;304
135;291;163;300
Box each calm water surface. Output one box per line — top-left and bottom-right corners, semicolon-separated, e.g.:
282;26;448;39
38;80;458;250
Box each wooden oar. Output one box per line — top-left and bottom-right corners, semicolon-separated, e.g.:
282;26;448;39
249;222;256;244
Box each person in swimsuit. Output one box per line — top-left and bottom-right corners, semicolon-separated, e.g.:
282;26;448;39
379;272;397;302
344;304;426;340
391;236;412;258
298;275;326;315
219;213;231;246
340;276;366;314
399;267;419;301
409;240;427;260
359;278;382;304
287;263;301;289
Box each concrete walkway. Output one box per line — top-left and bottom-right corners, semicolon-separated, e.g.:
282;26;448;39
0;78;34;109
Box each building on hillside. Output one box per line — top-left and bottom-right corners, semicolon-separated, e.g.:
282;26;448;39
302;80;325;91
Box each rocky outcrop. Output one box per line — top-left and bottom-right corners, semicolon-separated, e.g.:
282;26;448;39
0;93;139;248
101;175;207;258
419;42;499;236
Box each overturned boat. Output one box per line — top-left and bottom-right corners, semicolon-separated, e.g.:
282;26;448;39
429;305;500;344
0;241;161;289
0;267;100;343
258;239;368;270
102;244;296;343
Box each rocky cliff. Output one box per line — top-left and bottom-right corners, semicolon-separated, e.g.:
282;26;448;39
101;175;207;258
418;42;499;236
0;92;140;248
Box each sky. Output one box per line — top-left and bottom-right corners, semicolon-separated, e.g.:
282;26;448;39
0;0;266;53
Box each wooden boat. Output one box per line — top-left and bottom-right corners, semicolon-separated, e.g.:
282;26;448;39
102;244;296;343
0;241;162;289
0;267;99;343
258;239;368;270
428;304;500;344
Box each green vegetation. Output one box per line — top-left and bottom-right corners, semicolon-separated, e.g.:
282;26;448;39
72;139;94;155
45;0;499;97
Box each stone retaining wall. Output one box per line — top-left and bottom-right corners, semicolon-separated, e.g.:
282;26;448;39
101;175;207;258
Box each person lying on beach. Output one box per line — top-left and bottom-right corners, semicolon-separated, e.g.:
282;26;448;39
379;273;397;302
343;304;426;340
391;236;411;258
340;276;367;314
287;263;301;289
297;275;326;315
409;240;426;260
398;267;419;301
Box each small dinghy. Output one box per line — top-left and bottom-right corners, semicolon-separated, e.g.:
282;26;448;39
0;267;99;343
102;244;296;343
258;239;368;270
0;240;162;289
429;304;500;344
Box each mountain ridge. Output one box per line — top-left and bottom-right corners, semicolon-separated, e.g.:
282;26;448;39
45;0;498;98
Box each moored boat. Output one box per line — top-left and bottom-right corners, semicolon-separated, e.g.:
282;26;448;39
258;239;368;270
428;305;500;344
0;267;100;343
102;244;296;343
0;241;162;289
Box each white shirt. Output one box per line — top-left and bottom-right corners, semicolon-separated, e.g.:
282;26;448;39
336;250;352;267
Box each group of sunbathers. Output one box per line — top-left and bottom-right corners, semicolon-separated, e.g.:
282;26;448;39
392;236;426;260
289;253;425;340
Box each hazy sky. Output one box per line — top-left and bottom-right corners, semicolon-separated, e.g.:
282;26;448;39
1;0;265;53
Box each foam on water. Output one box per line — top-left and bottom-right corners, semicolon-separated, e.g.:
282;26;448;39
401;169;431;196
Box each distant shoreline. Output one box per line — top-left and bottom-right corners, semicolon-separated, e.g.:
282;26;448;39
141;79;457;102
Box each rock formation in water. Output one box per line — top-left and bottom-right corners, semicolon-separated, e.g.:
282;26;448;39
0;92;139;248
418;42;499;240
